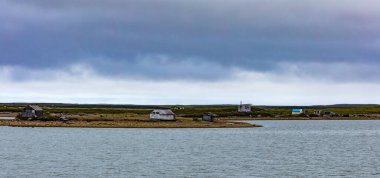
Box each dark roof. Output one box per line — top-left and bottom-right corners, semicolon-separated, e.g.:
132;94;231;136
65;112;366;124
27;105;43;111
152;109;175;115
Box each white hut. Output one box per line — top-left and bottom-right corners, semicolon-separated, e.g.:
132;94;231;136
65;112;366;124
238;104;251;112
238;101;252;112
150;109;176;121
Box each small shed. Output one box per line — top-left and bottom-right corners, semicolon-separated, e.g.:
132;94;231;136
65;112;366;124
322;111;337;117
314;110;322;116
238;102;252;112
202;112;217;122
21;105;44;118
292;109;304;115
172;106;185;110
150;109;176;121
314;110;337;117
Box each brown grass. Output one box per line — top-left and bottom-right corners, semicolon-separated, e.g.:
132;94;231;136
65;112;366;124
0;113;17;117
0;118;260;128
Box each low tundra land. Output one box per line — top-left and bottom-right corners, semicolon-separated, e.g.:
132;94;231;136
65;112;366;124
0;105;261;128
0;113;259;128
1;103;380;128
0;118;258;128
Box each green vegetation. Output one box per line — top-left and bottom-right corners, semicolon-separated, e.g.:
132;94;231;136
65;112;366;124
46;108;150;115
328;106;380;114
44;106;288;117
0;107;22;112
2;103;380;128
2;103;380;117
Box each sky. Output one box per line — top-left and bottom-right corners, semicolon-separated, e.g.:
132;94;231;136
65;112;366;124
1;0;380;105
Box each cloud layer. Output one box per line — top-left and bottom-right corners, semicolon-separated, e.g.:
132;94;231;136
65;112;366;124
1;0;380;104
2;64;380;105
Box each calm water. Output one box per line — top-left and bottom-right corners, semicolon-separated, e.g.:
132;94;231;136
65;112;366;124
1;120;380;177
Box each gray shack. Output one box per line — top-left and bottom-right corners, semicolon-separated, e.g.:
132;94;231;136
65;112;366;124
150;109;176;121
21;105;44;118
202;112;217;122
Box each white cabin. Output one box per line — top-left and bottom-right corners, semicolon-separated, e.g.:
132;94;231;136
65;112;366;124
238;104;252;112
150;109;176;121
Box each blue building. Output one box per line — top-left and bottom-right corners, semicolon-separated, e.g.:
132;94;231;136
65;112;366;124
292;109;304;115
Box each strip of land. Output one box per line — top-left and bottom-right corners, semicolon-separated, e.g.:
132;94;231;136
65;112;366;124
1;103;380;128
0;119;260;128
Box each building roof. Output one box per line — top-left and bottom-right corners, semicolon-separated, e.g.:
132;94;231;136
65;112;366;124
27;105;43;111
292;109;302;112
152;109;175;115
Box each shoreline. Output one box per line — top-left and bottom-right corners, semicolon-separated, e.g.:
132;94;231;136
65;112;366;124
0;120;261;128
222;117;380;120
2;112;380;129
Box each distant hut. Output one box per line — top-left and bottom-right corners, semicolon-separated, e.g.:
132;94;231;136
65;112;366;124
172;106;185;110
314;110;322;116
322;111;337;117
21;105;44;118
150;109;176;121
202;112;217;122
238;101;252;112
291;109;304;115
314;110;337;117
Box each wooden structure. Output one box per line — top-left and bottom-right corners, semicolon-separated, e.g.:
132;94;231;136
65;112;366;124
21;105;44;118
238;101;252;112
314;110;338;117
202;112;217;122
150;109;176;121
172;106;185;110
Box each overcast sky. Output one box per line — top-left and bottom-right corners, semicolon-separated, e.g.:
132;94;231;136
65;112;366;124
1;0;380;105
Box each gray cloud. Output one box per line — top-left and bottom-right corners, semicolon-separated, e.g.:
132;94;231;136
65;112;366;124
1;0;380;81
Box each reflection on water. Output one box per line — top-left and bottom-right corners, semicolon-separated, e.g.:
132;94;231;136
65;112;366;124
1;120;380;177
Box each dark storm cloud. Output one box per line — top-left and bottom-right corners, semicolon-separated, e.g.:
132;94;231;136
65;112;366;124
1;0;380;81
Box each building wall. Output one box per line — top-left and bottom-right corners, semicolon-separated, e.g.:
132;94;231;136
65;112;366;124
238;105;251;112
292;109;303;115
22;105;44;118
150;114;175;121
35;110;44;117
202;115;215;122
21;110;35;118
